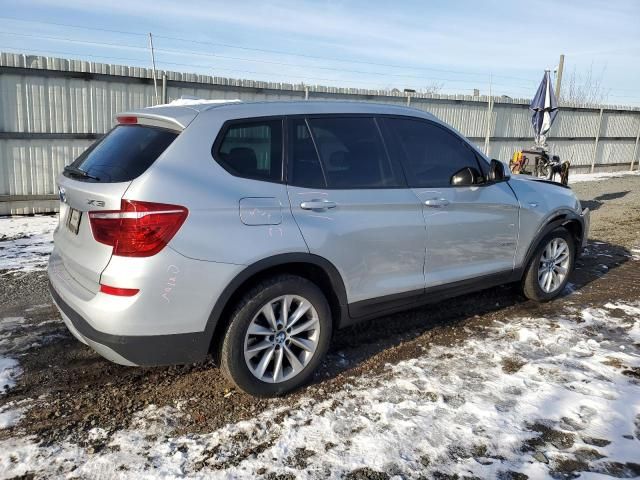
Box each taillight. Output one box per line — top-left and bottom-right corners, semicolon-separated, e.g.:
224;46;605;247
100;284;140;296
89;200;188;257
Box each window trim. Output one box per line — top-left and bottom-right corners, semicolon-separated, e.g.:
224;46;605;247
379;115;490;189
211;116;285;184
285;114;408;190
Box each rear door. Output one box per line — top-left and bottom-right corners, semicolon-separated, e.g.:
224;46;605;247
381;117;519;288
286;116;426;316
54;123;179;292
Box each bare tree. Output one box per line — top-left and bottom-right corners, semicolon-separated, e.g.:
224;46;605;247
561;64;610;106
421;82;444;94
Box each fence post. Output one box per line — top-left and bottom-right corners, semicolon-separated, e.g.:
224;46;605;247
162;73;167;104
631;114;640;171
484;97;493;156
590;107;604;173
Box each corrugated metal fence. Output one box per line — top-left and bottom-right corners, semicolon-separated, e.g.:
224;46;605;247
1;52;639;214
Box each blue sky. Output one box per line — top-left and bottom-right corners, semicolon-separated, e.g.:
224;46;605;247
1;0;639;104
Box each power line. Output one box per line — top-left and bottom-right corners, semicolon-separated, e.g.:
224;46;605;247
0;16;539;83
0;30;537;91
0;15;147;37
0;26;637;101
5;44;640;103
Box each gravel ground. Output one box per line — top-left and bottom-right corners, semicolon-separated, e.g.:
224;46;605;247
0;175;638;479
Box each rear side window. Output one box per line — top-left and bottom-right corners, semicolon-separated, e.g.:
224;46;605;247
67;125;177;183
289;118;326;188
290;117;402;189
215;119;283;182
383;118;482;188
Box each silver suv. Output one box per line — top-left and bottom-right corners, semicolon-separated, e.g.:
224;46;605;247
48;101;589;396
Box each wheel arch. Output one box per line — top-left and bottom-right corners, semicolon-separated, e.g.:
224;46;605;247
522;209;585;271
205;253;348;360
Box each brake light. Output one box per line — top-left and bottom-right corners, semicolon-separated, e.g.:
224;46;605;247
89;200;188;257
100;284;140;296
117;115;138;124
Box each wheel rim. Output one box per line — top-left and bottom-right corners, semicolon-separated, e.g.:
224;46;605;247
244;294;320;384
537;237;571;293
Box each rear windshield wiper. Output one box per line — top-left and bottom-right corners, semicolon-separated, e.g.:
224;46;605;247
64;165;100;181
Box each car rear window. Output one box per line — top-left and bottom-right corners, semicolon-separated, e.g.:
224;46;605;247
66;125;178;183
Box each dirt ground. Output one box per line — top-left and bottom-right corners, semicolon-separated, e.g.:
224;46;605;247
0;175;639;478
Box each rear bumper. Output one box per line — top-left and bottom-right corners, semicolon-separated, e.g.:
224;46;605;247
49;280;209;366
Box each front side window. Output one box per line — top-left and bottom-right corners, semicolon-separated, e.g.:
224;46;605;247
215;119;283;182
289;117;403;189
383;118;482;188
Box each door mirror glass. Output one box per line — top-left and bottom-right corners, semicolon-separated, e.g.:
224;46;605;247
489;159;509;182
450;167;480;186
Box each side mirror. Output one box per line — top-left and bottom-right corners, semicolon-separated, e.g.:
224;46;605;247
451;167;480;186
489;159;510;182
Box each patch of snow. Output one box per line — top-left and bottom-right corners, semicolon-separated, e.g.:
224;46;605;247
1;301;638;479
0;214;58;272
570;170;640;184
0;402;26;429
0;357;20;394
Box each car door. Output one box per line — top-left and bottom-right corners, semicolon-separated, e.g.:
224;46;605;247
286;116;427;316
381;117;519;288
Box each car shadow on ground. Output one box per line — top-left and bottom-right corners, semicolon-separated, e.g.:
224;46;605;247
313;238;632;386
580;190;630;212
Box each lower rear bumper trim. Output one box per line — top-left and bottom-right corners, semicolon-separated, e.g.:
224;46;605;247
49;280;210;366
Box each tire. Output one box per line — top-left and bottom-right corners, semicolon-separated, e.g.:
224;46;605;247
522;227;575;302
220;274;332;396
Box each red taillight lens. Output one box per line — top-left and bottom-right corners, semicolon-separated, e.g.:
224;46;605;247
100;284;140;296
117;115;138;124
89;200;188;257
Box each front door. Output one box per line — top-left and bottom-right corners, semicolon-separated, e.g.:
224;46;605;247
286;116;426;314
380;117;519;288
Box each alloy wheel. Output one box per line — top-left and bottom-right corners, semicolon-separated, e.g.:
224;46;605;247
243;295;320;383
537;237;571;293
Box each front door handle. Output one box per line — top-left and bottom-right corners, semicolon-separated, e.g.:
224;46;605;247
300;199;337;211
424;198;450;208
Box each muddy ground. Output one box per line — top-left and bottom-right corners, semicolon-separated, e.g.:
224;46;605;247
0;175;639;478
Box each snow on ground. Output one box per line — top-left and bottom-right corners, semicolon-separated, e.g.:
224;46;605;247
570;170;640;184
0;214;58;273
1;301;638;479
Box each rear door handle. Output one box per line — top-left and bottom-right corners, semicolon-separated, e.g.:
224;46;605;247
300;199;337;211
424;198;450;208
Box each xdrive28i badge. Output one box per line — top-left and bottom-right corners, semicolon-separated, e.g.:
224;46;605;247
58;186;67;204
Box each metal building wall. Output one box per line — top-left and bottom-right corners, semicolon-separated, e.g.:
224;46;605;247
1;52;639;215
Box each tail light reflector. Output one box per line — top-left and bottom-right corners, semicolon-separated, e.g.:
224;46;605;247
100;284;140;296
89;200;188;257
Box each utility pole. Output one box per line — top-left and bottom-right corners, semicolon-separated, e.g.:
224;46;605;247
555;54;564;101
148;32;159;105
484;74;493;156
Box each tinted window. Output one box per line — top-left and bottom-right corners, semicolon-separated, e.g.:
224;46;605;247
68;125;177;183
383;118;481;187
216;119;283;182
289;119;326;188
304;117;402;189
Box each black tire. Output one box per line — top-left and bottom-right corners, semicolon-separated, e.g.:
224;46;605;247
220;274;332;396
522;227;575;302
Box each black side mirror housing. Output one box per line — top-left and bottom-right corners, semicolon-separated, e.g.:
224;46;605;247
489;159;509;182
450;167;480;186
